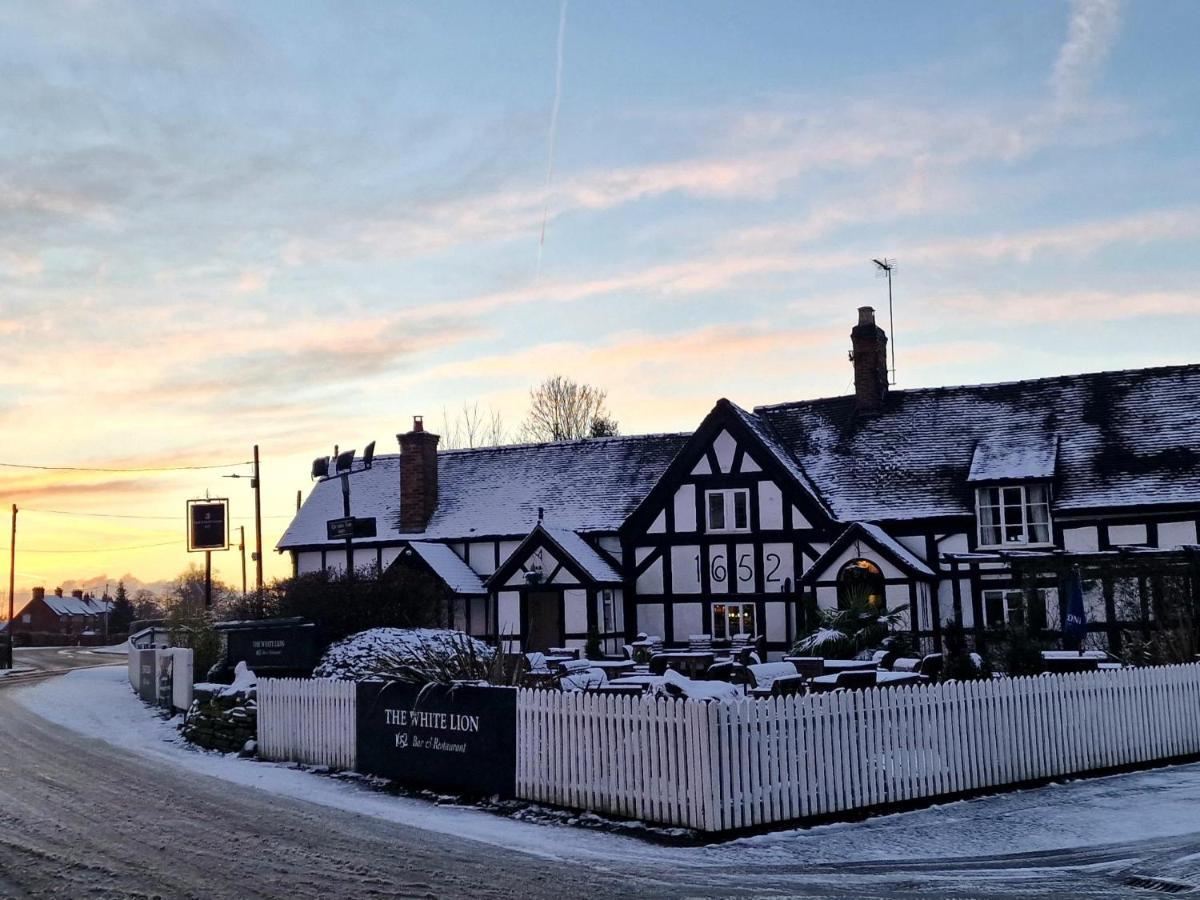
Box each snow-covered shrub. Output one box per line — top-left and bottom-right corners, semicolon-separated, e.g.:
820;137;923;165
314;628;504;684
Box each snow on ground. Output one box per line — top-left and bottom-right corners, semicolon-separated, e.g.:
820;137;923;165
17;665;1200;884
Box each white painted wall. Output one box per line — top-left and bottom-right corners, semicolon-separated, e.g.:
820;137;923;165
564;588;588;635
762;542;794;592
1063;527;1099;552
498;591;520;638
636;555;664;594
1109;523;1148;546
468;540;498;576
670;545;701;593
758;481;784;530
637;603;665;639
713;430;737;473
764;600;787;643
672;602;703;641
673;484;697;532
937;533;970;554
297;552;322;575
1159;520;1198;547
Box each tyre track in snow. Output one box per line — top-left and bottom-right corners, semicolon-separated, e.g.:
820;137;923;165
0;684;682;900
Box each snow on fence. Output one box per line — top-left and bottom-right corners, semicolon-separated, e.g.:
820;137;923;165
516;663;1200;831
258;678;356;770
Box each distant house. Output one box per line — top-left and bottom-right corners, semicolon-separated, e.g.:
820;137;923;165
279;306;1200;659
8;586;112;644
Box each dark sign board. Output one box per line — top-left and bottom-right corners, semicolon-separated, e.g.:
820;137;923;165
218;620;319;674
356;682;517;797
326;516;377;540
137;649;158;703
326;516;355;540
187;499;229;552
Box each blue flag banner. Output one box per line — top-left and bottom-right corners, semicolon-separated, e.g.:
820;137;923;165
1063;567;1088;650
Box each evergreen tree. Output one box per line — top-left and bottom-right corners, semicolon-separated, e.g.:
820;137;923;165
109;580;134;635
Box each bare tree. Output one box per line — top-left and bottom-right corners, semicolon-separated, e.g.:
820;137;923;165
440;402;508;450
518;375;618;443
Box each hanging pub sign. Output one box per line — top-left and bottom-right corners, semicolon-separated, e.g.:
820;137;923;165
187;499;229;552
356;681;517;797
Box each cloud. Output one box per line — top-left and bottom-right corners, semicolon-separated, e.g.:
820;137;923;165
1050;0;1122;116
933;289;1200;327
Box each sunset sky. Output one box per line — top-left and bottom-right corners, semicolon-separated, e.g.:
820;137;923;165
1;0;1197;599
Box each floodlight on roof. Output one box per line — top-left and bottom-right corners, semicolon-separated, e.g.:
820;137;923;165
336;449;356;473
311;456;330;480
362;440;376;470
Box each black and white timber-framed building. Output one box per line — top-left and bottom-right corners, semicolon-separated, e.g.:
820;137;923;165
278;306;1200;659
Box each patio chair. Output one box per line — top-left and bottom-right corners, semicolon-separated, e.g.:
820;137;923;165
834;670;878;690
784;656;825;679
917;653;943;679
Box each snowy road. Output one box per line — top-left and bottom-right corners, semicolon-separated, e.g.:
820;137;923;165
4;666;1200;898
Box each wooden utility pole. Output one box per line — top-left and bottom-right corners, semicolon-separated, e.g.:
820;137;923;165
252;445;264;600
239;525;247;598
6;504;15;664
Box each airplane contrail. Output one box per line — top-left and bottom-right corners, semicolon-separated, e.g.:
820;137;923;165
535;0;568;279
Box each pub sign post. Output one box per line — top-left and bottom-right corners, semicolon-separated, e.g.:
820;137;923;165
187;499;229;609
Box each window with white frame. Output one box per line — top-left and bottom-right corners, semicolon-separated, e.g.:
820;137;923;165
976;484;1052;547
711;601;756;640
983;588;1050;629
705;488;749;532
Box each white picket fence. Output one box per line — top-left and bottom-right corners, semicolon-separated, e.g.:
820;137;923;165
516;663;1200;831
257;664;1200;832
257;677;357;770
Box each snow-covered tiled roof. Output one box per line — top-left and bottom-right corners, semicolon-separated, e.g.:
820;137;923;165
541;527;621;583
41;595;110;617
725;401;830;517
278;433;689;549
405;542;487;595
857;523;936;577
968;434;1058;483
757;364;1200;521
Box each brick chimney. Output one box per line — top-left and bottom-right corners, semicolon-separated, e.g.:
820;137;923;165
32;587;44;602
850;306;889;414
54;587;63;598
71;589;84;599
397;415;440;533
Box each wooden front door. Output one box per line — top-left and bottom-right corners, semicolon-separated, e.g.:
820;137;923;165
525;591;562;653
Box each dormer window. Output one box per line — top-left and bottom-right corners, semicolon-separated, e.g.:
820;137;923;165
976;484;1052;547
705;488;749;532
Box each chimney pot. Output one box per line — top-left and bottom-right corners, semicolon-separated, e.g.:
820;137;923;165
413;415;424;433
858;305;875;326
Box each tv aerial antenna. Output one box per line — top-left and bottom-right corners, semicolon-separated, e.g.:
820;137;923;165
872;258;897;385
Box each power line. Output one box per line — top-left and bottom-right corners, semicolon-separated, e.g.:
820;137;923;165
19;507;292;521
0;460;251;473
0;539;183;554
